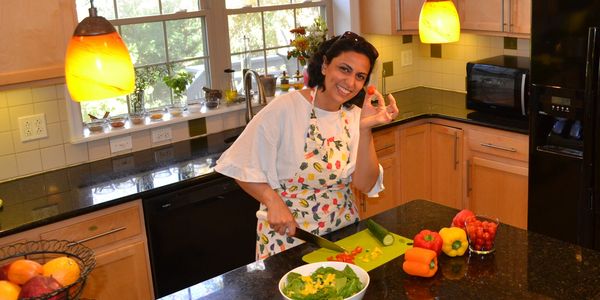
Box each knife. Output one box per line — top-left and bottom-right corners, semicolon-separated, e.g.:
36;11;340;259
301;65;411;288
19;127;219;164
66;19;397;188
255;211;347;252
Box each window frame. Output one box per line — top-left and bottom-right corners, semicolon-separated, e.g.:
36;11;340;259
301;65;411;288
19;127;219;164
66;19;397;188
66;0;332;143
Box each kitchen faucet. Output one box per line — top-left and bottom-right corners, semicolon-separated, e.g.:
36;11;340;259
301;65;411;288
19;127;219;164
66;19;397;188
243;70;267;123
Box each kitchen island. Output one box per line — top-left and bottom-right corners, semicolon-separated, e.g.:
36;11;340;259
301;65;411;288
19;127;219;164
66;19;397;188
161;200;600;299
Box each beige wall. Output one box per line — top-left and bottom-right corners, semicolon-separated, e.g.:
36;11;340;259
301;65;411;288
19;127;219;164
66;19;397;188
0;33;530;183
366;33;531;92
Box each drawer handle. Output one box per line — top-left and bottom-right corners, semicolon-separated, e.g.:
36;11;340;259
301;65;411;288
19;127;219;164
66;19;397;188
67;226;127;246
480;143;517;152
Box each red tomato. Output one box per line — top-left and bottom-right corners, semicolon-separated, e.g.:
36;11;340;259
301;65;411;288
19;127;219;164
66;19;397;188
367;85;376;95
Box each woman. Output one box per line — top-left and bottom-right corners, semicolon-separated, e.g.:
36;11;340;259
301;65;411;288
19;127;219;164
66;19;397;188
215;31;399;260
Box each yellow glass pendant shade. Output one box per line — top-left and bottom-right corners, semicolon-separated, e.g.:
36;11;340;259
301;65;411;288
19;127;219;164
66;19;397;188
419;0;461;44
65;2;135;102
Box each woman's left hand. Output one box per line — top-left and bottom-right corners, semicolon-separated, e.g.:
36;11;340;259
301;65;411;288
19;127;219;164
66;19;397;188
360;88;399;129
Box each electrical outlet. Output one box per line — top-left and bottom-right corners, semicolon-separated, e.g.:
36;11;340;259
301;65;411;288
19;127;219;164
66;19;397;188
18;113;48;142
401;50;413;67
382;61;394;77
152;127;172;143
110;135;132;153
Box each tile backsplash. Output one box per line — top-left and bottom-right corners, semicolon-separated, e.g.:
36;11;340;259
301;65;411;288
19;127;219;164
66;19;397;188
0;33;530;182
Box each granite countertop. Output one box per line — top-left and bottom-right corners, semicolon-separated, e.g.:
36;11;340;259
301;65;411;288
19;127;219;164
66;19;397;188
160;200;600;299
0;87;528;238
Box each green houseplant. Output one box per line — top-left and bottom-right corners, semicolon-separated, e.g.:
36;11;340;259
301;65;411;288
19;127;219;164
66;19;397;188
162;70;194;101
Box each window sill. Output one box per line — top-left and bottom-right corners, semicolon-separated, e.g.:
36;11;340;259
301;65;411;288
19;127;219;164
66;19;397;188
69;101;252;144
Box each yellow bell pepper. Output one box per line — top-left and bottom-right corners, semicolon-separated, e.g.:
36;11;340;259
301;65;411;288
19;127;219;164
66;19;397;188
439;227;468;257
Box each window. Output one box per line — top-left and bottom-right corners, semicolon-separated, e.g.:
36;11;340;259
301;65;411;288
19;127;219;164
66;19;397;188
75;0;209;122
70;0;331;136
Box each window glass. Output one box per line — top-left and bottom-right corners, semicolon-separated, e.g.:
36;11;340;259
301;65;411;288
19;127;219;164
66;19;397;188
80;97;129;122
226;0;257;9
117;0;161;18
120;22;167;66
166;18;205;61
228;13;263;54
76;0;116;21
161;0;200;14
263;10;294;49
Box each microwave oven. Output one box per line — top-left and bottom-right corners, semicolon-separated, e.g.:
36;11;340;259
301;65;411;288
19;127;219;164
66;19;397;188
466;55;530;119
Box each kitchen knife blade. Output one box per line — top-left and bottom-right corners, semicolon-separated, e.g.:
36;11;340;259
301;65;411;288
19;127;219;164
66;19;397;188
256;211;347;252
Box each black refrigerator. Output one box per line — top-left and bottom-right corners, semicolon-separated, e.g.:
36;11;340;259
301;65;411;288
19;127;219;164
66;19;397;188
529;0;600;250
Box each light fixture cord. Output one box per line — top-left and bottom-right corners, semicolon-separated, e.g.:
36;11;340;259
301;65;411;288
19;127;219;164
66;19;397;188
89;0;98;17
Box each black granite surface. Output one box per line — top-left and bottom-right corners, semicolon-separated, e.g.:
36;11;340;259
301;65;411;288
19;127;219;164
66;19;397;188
160;200;600;300
0;87;528;238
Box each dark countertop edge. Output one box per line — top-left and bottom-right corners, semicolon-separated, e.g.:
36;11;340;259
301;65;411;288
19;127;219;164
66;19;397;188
375;113;529;135
1;112;528;239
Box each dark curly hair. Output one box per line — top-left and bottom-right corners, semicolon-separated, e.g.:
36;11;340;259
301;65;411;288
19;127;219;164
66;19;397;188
306;31;379;108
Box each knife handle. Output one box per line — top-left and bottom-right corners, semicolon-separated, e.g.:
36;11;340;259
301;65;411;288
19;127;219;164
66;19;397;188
256;210;267;220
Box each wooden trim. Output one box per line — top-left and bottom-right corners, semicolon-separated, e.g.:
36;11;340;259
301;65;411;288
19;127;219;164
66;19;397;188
472;156;528;176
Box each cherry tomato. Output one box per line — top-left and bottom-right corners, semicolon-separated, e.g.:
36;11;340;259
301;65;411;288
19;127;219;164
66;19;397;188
367;85;376;95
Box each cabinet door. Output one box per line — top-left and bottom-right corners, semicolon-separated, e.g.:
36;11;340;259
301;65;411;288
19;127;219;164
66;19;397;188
468;156;528;229
82;241;153;300
0;0;77;85
430;124;463;209
359;156;398;218
457;0;504;32
509;0;531;34
400;0;426;31
400;124;431;203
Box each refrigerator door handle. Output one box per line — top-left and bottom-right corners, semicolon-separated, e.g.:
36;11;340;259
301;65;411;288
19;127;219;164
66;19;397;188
520;73;526;116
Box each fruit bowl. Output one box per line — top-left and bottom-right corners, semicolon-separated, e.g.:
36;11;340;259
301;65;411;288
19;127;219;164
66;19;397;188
0;240;96;300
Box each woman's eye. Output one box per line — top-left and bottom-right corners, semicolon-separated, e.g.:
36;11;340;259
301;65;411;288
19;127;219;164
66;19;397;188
356;74;366;81
339;66;351;73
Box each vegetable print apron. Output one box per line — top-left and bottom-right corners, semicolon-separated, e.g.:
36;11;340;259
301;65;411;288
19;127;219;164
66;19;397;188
256;89;359;260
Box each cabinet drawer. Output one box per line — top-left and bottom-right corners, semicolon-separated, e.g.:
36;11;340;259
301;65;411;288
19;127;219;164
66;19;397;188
40;206;141;250
374;128;396;152
468;129;528;161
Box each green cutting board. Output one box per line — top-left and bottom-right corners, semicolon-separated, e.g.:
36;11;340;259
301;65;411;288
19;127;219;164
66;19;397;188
302;229;413;272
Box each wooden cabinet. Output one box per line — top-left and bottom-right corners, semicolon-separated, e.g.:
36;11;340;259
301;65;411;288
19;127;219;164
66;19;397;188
360;0;425;35
399;122;463;209
81;241;151;300
0;0;77;86
465;127;529;229
359;0;530;36
457;0;531;35
399;123;431;203
430;123;463;209
355;127;400;218
37;200;153;300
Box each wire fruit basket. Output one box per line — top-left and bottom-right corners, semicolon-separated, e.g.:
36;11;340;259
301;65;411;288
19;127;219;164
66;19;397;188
0;239;96;300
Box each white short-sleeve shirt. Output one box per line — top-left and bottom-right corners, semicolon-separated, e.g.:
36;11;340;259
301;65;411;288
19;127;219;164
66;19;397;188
215;90;384;196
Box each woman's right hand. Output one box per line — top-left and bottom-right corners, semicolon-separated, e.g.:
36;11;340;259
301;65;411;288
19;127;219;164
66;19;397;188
266;199;297;236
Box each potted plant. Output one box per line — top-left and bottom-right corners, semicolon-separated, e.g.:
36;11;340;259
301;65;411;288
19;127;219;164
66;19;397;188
129;66;165;122
163;69;194;116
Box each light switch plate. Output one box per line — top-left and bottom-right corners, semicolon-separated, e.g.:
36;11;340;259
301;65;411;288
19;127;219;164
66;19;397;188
152;127;172;143
110;135;132;153
401;50;413;67
18;113;48;142
382;61;394;77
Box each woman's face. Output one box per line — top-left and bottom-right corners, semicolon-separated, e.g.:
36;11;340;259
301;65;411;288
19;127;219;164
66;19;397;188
319;51;371;111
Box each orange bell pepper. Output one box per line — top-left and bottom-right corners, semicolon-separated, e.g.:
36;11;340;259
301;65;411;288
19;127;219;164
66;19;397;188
402;247;438;277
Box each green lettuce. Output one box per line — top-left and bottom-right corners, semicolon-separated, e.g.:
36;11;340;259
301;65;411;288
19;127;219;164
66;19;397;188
282;266;364;300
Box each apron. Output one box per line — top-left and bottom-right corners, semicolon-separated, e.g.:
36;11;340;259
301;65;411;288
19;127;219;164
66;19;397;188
256;89;360;260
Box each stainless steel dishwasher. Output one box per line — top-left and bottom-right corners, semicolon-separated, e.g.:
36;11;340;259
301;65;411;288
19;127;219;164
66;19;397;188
143;175;259;298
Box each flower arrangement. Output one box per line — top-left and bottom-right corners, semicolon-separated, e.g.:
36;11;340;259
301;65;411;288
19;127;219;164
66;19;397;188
287;17;328;66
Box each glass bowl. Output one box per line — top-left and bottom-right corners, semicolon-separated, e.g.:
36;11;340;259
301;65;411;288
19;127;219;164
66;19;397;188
129;112;146;125
168;105;185;117
465;215;500;255
148;108;166;121
109;116;127;128
86;119;106;133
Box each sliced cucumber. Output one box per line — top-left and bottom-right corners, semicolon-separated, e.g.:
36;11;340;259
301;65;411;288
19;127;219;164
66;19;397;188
366;219;394;246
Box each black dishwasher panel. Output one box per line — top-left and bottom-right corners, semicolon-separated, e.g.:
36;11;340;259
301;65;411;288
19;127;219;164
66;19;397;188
143;175;259;298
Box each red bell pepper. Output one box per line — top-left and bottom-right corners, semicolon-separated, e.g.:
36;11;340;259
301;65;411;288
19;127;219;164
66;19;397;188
451;209;475;229
412;229;443;255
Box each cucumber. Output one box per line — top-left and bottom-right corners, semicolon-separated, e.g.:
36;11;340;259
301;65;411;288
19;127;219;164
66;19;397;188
366;219;394;246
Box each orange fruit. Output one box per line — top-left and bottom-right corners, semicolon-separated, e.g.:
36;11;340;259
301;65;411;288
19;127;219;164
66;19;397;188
42;256;80;286
0;280;20;300
7;259;43;285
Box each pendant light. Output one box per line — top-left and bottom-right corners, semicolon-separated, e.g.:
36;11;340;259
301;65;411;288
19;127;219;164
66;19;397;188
419;0;461;44
65;0;135;102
